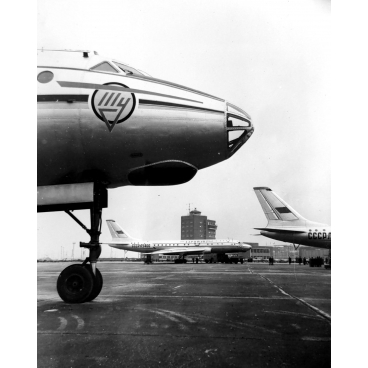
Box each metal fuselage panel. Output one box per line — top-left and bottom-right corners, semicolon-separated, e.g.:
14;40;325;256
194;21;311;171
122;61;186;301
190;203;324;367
260;226;331;249
37;57;237;188
108;240;246;254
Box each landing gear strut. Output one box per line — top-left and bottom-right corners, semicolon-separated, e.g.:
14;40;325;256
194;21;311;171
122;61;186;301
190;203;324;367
174;255;187;264
144;254;153;264
56;184;106;303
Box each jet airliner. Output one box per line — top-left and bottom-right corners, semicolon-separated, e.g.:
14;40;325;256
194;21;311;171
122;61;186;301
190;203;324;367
37;49;254;303
105;220;252;263
253;187;331;249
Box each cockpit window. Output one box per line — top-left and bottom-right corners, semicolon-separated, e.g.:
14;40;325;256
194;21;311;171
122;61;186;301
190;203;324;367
113;62;145;76
136;69;152;77
90;62;118;73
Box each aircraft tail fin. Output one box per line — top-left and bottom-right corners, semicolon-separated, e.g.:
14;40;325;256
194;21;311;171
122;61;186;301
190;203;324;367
106;220;134;240
253;187;306;223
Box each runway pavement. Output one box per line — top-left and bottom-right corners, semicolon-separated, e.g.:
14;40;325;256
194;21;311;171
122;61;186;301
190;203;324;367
37;262;331;368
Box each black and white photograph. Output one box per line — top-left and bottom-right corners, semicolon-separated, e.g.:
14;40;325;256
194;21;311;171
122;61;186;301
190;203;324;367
29;0;355;366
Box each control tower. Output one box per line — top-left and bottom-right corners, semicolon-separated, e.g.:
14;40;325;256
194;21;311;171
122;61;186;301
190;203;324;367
181;208;217;240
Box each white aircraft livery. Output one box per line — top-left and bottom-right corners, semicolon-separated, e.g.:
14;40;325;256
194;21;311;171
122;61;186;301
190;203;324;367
253;187;331;249
105;220;252;262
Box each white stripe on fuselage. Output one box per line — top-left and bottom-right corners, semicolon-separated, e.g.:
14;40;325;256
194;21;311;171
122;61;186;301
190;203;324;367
108;239;243;252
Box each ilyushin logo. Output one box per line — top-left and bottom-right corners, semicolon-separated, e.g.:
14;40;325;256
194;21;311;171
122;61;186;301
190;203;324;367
91;82;136;132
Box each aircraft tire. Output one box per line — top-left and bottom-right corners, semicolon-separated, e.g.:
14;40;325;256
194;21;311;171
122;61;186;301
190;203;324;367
57;264;94;303
84;265;103;302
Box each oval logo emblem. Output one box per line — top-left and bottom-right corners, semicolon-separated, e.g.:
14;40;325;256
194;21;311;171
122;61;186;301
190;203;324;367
91;82;136;132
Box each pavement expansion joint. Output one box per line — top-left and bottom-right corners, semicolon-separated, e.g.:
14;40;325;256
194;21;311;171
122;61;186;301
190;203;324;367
38;263;331;367
248;267;331;323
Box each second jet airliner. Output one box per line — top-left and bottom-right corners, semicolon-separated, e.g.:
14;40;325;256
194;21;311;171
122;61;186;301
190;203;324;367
253;187;331;249
104;220;252;263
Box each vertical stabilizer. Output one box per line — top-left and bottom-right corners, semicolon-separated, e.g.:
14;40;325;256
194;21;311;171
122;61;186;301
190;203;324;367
253;187;306;224
106;220;135;240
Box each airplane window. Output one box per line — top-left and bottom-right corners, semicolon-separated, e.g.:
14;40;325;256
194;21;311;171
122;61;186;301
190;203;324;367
228;130;245;142
227;128;249;151
227;114;250;128
227;113;252;154
90;62;118;73
38;71;54;83
113;62;145;76
137;69;152;77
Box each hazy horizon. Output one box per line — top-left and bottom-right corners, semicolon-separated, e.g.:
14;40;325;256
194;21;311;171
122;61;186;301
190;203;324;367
37;0;331;259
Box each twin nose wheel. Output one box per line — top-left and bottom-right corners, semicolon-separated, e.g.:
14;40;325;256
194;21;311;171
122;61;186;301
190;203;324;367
56;264;103;303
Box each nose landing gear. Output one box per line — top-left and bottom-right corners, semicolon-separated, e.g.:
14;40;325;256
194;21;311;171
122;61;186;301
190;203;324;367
144;254;153;264
57;264;96;303
174;255;187;264
56;261;104;303
56;185;106;303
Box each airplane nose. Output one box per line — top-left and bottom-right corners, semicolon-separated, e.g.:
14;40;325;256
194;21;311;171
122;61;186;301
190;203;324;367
226;102;254;158
243;243;252;250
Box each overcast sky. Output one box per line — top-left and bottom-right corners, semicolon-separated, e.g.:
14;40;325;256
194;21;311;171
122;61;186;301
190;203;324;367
37;0;331;259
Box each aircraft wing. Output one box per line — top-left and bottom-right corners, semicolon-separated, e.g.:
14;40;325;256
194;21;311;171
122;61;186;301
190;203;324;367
142;247;211;255
254;227;307;233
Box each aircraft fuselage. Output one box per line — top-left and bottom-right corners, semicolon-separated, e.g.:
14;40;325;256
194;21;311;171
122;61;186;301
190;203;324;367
108;239;250;254
37;50;253;188
260;225;331;249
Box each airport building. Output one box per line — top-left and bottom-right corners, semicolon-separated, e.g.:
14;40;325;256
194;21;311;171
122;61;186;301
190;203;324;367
181;208;217;240
250;244;330;260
